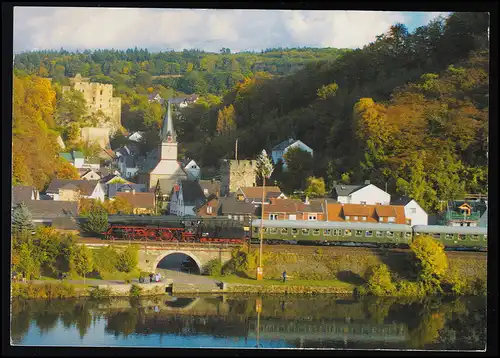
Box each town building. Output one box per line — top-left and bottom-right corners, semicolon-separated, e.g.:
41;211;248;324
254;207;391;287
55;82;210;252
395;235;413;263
264;197;324;221
45;179;105;202
391;196;428;225
219;159;257;197
325;203;407;224
80;127;112;153
138;100;188;191
271;138;313;169
169;180;206;217
442;200;487;227
194;195;256;225
235;186;286;205
115;191;156;214
12;186;40;207
80;169;101;181
106;183;147;198
63;73;122;133
148;93;164;104
170;95;199;108
183;159;201;181
331;181;390;206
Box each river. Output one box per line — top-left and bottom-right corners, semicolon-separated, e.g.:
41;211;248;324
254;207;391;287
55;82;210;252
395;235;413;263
10;295;486;351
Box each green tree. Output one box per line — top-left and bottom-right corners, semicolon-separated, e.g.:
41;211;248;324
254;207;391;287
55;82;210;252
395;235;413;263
317;82;339;100
283;147;314;191
13;235;40;280
115;246;138;273
80;206;109;235
134;71;152;88
56;89;87;126
304;176;326;198
365;264;396;296
12;203;35;235
71;245;94;283
410;235;448;292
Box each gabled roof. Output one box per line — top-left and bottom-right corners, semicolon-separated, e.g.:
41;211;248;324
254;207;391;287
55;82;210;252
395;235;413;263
391;195;413;206
45;179;100;196
180;180;206;206
238;186;283;201
325;203;407;224
59;153;73;162
332;184;367;197
116;192;155;209
60;183;79;191
375;206;398;218
194;194;218;212
107;183;147;197
22;200;78;220
12;186;35;206
199;180;220;198
272;138;296;151
219;196;256;215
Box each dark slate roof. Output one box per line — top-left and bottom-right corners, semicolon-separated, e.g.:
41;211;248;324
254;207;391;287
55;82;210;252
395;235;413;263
125;156;136;168
12;186;34;206
23;200;79;220
181;180;206;207
272;138;296;151
157;178;177;195
391;195;413;206
219;197;256;215
194;194;218;212
107;183;147;197
199;180;221;198
45;179;99;196
332;184;367;197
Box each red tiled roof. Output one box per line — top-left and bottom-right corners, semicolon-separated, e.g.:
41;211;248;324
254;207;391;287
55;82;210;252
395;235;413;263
342;204;371;217
238;186;282;200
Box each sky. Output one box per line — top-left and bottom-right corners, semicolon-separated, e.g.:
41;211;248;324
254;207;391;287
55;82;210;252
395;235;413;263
13;7;450;54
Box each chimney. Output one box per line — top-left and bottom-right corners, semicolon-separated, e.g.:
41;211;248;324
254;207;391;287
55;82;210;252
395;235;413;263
304;195;310;205
364;180;370;185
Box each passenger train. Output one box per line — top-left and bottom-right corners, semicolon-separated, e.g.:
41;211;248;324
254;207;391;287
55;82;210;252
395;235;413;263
99;215;487;251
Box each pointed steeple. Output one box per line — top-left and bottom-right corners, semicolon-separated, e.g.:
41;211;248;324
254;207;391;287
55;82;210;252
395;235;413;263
160;100;176;143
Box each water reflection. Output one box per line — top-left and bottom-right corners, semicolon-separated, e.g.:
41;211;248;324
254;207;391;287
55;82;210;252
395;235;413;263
10;295;486;350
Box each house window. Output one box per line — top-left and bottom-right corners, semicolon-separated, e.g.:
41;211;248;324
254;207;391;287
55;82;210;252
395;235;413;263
376;202;382;205
379;217;384;222
100;104;102;108
312;229;320;236
302;229;310;235
345;216;350;220
269;214;278;220
388;217;396;223
360;201;366;205
308;214;317;221
100;90;103;95
323;229;331;236
354;216;358;221
366;231;373;237
207;206;213;214
410;208;417;214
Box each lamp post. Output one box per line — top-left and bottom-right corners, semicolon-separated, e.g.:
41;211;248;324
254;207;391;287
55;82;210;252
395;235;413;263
255;149;274;281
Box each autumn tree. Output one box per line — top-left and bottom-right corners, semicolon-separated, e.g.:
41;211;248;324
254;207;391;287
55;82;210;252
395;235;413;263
305;176;326;198
410;235;449;293
71;245;94;283
317;82;339;100
216;105;237;137
54;158;80;180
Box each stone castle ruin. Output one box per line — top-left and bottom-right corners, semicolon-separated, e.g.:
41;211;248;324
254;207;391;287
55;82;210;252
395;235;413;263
220;159;257;197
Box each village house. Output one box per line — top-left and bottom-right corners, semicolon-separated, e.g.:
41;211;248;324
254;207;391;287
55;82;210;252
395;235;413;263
235;186;286;205
442;200;487;227
45;179;105;202
271;138;313;169
391;196;428;225
264;197;325;221
182;159;201;181
169;180;206;217
21;200;79;229
148;93;164;104
115;191;156;214
12;186;40;207
331;181;391;206
325;203;407;224
195;195;257;224
59;150;85;169
138;100;188;191
79;169;101;181
106;183;147;198
170;94;199;108
118;155;140;179
199;180;221;198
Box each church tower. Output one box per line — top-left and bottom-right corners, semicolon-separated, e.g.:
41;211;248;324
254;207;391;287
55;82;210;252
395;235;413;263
160;100;178;161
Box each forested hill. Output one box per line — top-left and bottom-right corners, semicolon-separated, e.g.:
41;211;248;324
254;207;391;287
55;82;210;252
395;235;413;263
13;47;349;96
178;12;489;212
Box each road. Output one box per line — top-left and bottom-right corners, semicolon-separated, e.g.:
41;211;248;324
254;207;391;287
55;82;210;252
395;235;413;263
155;268;222;286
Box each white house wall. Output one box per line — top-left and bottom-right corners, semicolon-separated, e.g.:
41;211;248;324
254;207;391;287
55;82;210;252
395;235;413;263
345;184;391;205
91;183;105;202
404;200;428;225
74;158;85;168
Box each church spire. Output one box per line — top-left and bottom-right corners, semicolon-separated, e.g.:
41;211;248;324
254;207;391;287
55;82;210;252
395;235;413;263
160;100;176;143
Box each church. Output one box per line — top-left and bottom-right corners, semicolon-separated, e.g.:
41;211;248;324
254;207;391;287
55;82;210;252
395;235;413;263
137;100;188;192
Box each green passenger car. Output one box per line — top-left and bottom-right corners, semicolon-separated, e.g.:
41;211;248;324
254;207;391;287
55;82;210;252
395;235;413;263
412;225;487;250
252;220;413;247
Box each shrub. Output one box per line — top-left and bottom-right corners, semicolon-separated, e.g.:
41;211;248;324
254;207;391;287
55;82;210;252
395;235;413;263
129;284;142;298
92;246;119;275
365;264;396;296
89;286;112;300
396;280;426;297
204;258;223;276
115;246;139;273
410;235;448;284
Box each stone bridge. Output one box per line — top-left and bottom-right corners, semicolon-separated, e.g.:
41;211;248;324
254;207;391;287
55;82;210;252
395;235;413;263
79;241;235;274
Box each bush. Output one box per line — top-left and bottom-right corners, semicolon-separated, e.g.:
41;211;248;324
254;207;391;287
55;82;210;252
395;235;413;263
11;282;76;299
410;235;448;284
204;258;223;276
115;246;139;273
129;284;142;298
365;264;396;296
396;280;426;297
89;286;112;300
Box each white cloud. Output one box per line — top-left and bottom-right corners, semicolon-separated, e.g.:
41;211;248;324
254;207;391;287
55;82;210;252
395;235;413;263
13;7;446;53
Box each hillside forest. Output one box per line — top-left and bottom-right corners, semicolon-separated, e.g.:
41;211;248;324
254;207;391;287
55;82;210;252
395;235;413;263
12;12;489;214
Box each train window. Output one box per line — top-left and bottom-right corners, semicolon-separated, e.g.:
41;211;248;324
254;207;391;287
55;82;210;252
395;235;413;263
344;229;352;236
302;229;310;235
432;233;441;239
386;231;394;237
253;227;258;234
458;234;466;241
471;234;480;241
262;227;268;233
445;234;453;240
355;230;363;237
323;229;331;236
365;230;373;237
291;228;298;235
312;229;320;236
405;232;412;238
483;235;487;241
270;228;278;234
376;231;384;238
281;228;288;235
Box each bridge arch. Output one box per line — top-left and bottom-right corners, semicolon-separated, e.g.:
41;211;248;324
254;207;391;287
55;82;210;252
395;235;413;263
152;250;204;274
